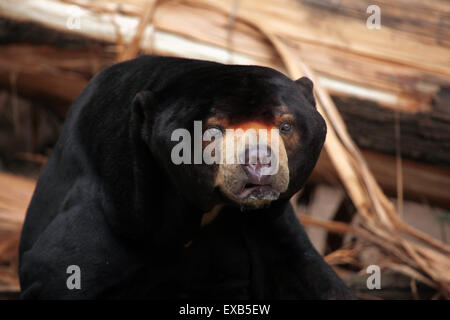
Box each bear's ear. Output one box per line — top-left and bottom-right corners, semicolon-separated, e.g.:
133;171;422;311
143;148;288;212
131;90;155;144
128;90;163;239
132;91;153;120
295;76;316;107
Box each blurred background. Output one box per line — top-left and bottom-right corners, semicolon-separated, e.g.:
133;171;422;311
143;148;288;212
0;0;449;299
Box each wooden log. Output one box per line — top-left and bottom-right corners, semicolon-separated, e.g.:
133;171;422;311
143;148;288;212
333;91;450;167
302;0;450;46
0;50;88;117
186;0;450;76
311;150;450;210
0;172;36;230
304;185;344;254
0;173;35;298
0;16;116;114
1;0;449;112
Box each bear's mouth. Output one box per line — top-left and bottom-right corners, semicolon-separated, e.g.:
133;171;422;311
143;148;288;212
238;183;278;200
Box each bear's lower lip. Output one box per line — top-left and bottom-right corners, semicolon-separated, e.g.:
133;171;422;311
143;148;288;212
238;184;277;199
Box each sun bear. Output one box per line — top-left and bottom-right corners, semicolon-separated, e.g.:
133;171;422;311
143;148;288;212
19;55;353;299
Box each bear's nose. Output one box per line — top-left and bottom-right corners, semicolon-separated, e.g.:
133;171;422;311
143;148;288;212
241;146;273;182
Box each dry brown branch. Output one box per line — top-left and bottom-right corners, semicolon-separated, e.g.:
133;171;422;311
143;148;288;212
119;0;160;61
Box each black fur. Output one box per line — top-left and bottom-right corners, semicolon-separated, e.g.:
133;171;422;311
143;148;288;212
19;56;353;299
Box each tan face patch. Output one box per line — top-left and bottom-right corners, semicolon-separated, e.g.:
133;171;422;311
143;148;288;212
214;122;290;210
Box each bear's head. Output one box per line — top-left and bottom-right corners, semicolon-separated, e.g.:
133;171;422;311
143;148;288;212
133;64;326;212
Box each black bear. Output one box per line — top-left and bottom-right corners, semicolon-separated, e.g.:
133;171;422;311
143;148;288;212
19;55;353;299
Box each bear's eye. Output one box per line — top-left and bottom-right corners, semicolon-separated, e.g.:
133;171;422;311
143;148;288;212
279;122;292;134
206;125;224;135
